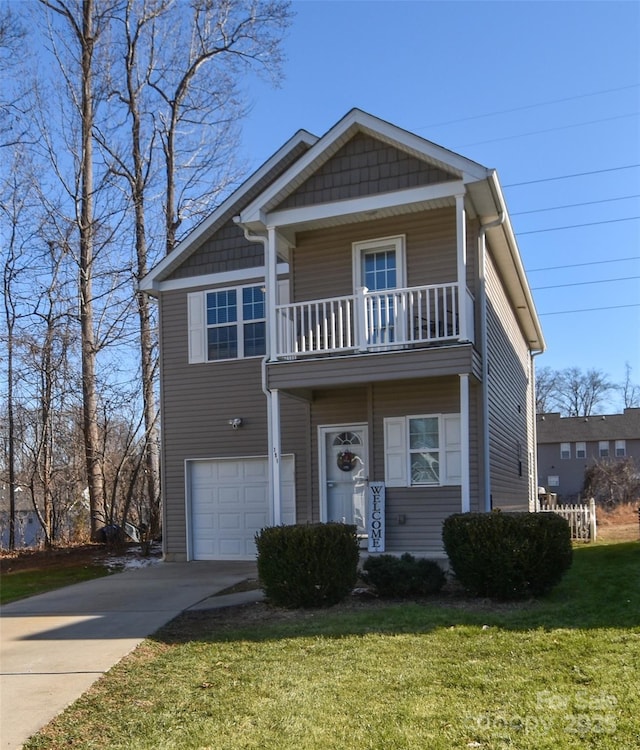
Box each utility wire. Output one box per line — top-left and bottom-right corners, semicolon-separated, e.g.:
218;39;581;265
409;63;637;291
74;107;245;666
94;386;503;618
532;276;640;291
539;303;640;316
527;256;640;272
504;164;640;187
418;84;640;129
512;195;640;216
462;112;639;148
518;216;640;235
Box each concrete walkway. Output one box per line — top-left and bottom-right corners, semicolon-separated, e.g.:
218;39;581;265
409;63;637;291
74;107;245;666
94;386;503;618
0;560;262;750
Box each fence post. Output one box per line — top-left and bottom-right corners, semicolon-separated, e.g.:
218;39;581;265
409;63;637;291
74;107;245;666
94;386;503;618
589;497;597;542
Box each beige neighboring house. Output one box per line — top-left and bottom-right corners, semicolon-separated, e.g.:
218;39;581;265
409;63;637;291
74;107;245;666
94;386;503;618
141;109;545;562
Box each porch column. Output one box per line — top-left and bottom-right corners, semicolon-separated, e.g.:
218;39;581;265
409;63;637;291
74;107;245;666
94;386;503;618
459;373;470;512
266;225;278;361
456;194;468;341
269;387;282;525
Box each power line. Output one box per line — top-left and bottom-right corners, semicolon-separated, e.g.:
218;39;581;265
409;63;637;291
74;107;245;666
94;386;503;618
417;83;640;130
540;303;640;316
512;195;640;216
532;276;640;291
462;112;639;148
527;256;640;272
504;164;640;188
518;216;640;235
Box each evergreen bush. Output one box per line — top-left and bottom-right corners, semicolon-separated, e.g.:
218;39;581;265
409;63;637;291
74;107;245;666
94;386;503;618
362;553;445;598
255;522;359;608
442;511;573;600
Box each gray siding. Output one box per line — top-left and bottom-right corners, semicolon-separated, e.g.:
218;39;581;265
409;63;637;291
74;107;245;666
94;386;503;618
158;287;308;559
485;250;532;510
276;133;457;209
292;208;460;302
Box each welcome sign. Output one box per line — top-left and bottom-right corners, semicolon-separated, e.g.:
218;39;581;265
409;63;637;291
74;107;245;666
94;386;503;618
367;482;385;552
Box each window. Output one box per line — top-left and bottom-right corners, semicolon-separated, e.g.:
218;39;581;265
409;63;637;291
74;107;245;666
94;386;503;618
383;414;461;487
599;441;609;458
576;442;586;459
560;442;571;460
615;440;626;457
188;285;265;362
548;475;560;488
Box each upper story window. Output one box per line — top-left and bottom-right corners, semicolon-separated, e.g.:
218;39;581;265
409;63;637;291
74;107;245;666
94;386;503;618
188;284;265;363
615;440;626;457
599;441;609;458
353;236;406;292
576;442;586;459
560;442;571;460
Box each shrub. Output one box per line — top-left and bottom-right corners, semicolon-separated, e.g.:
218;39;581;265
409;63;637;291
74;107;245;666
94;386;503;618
362;553;445;598
255;522;359;608
442;512;572;600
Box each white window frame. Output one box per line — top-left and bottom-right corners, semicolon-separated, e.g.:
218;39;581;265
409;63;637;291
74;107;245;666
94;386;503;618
599;441;609;458
576;442;586;459
548;475;560;488
615;440;626;457
560;442;571;460
352;235;406;291
187;284;267;363
383;413;461;488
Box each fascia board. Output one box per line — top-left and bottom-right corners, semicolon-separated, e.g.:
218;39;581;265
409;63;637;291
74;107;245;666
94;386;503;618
139;129;318;292
149;262;289;294
240;108;491;226
266;180;465;229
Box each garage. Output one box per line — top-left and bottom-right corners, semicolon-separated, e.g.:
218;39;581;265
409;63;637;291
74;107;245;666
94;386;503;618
188;455;295;560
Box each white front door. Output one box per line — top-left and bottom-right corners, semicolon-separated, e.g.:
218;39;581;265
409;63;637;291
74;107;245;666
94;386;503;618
320;426;368;534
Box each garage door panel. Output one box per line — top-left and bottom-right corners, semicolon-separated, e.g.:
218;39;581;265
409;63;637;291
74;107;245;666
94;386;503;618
190;456;295;561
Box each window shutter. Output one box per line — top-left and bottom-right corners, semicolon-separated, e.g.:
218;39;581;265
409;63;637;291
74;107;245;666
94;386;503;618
443;414;461;484
187;291;205;364
277;279;290;305
384;417;407;487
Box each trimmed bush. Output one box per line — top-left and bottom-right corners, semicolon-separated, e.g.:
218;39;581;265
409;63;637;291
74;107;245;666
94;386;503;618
362;553;445;598
442;512;573;600
255;522;359;608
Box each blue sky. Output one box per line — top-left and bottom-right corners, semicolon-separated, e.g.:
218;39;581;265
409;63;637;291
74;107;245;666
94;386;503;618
238;0;640;408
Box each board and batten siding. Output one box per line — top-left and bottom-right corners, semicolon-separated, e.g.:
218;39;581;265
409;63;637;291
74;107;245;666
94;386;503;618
292;208;459;302
159;287;308;560
484;250;532;510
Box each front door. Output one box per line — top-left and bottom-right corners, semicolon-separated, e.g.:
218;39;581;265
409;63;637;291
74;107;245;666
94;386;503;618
321;425;368;535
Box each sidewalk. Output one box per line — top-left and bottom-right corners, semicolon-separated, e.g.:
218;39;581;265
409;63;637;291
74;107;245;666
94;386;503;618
0;561;261;750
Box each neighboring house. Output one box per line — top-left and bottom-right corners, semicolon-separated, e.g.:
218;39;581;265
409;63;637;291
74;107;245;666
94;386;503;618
141;109;544;561
0;486;43;549
537;408;640;501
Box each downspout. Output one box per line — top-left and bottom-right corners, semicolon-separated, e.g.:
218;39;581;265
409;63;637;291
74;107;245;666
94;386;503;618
530;349;545;512
235;220;281;526
478;209;505;512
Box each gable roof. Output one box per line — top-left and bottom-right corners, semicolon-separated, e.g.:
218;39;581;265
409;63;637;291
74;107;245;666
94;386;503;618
537;408;640;443
140;128;318;293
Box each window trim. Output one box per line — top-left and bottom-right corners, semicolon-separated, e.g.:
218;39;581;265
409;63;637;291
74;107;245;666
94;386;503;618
352;235;406;291
384;413;461;488
598;441;610;458
615;440;626;457
560;442;571;460
576;442;586;459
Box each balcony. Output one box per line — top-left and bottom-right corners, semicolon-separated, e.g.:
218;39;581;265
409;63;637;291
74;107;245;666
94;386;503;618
274;283;474;360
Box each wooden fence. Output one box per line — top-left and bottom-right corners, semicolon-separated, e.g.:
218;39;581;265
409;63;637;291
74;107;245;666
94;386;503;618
539;498;597;541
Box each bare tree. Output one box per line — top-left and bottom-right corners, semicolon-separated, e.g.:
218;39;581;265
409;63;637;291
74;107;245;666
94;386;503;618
583;457;640;509
620;363;640;409
553;367;614;417
535;366;559;414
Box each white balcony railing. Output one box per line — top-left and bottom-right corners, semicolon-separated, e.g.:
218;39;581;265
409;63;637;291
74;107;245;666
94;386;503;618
275;283;473;359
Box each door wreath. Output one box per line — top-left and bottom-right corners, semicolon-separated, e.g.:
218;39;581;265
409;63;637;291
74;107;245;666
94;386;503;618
337;450;356;472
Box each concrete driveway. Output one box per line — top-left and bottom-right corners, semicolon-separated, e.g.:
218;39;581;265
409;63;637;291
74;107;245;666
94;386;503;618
0;560;260;750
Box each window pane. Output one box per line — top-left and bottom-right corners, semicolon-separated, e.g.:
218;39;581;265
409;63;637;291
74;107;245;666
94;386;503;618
409;417;439;450
207;326;237;360
364;250;396;291
207;290;237;325
243;322;266;357
411;452;439;484
243;286;265;321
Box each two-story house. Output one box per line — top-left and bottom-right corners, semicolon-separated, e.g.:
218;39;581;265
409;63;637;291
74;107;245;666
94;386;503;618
537;408;640;501
141;109;544;561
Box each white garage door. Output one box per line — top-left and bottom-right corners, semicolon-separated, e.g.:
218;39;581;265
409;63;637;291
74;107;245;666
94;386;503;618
189;455;295;560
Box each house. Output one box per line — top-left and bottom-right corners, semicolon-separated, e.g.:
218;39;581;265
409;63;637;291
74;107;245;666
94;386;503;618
537;408;640;501
141;109;544;561
0;486;43;549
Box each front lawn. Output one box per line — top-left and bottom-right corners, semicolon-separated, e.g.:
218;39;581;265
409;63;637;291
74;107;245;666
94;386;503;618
26;542;640;750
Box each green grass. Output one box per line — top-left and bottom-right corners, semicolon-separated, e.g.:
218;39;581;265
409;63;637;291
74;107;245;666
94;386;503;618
26;542;640;750
0;564;112;605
